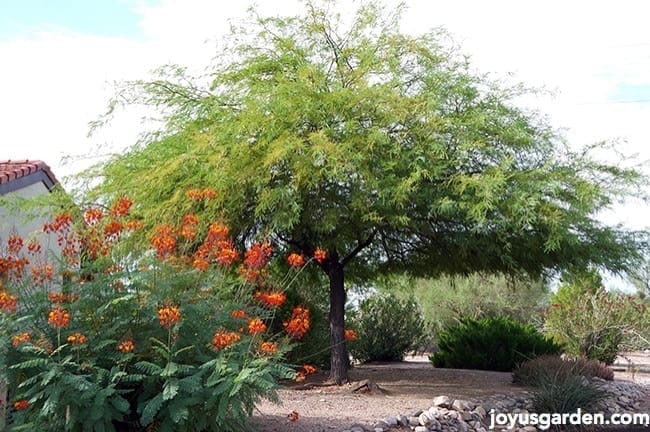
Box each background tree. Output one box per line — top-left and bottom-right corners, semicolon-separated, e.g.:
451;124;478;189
377;273;549;344
630;256;650;297
83;1;647;383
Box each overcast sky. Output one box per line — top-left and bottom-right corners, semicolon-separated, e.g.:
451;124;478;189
1;0;649;236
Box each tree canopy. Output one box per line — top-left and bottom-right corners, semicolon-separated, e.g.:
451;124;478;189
83;1;647;382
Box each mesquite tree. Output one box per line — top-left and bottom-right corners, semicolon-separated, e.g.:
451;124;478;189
84;1;647;383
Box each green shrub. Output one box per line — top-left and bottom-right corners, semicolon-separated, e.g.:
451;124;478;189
431;316;562;372
544;275;649;364
348;293;425;362
513;355;614;386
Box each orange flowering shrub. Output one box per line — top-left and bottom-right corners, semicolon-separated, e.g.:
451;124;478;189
344;328;358;341
2;191;324;431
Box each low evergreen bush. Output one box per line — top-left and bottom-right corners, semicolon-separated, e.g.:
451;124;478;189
430;316;562;372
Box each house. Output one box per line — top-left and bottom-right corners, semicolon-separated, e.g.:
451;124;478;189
0;159;60;237
0;159;59;197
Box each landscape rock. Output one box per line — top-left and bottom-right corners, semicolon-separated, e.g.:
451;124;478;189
432;395;452;408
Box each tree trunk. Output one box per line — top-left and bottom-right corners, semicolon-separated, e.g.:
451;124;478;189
328;259;348;384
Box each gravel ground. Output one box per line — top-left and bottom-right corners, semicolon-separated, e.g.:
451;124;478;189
250;354;650;432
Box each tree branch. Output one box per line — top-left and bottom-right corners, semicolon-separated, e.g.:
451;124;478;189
342;231;375;267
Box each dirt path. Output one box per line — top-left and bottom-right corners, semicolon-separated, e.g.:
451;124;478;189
250;359;531;432
251;354;650;432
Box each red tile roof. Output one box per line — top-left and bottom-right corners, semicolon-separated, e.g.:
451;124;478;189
0;160;59;193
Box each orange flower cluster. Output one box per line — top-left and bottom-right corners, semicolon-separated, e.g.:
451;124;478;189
151;224;176;258
294;364;318;382
48;307;71;329
48;292;67;303
230;309;247;319
186;188;217;201
253;290;287;308
84;208;104;226
12;332;31;347
193;222;238;270
247;318;267;335
157;305;181;329
103;220;124;241
0;256;29;282
344;329;358;341
286;252;306;268
117;339;135;353
244;242;272;269
180;213;199;240
126;220;144;231
67;332;87;345
0;290;17;313
241;242;272;283
31;264;54;285
259;341;278;356
43;213;81;264
284;306;310;340
27;239;42;255
43;212;73;234
13;400;29;411
211;330;241;350
313;248;327;264
7;235;24;254
110;197;133;217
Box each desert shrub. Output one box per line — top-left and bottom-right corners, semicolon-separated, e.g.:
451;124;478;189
1;194;321;431
530;373;608;421
513;355;614;386
376;273;549;341
544;271;650;364
348;293;425;362
431;316;562;372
